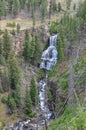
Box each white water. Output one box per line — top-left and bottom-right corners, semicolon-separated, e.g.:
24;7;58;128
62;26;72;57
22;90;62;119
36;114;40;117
39;34;58;121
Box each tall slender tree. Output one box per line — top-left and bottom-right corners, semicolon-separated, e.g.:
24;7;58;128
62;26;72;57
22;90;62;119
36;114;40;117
0;39;4;64
33;35;41;65
23;30;30;62
12;0;20;16
8;0;13;13
30;77;38;106
0;0;6;20
8;52;20;89
3;30;12;60
25;86;33;116
0;39;3;56
41;0;48;22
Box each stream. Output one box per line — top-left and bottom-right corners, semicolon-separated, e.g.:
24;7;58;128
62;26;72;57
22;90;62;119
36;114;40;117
39;34;58;121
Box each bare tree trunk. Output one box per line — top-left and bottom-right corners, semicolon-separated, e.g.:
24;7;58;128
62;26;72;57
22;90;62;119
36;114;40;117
44;118;48;130
84;82;86;104
68;61;74;109
73;88;81;107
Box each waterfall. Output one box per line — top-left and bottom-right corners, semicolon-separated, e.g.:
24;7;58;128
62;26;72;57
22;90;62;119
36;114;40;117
39;34;58;121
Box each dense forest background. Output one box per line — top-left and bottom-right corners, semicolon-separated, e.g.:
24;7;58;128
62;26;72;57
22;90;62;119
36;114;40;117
0;0;86;130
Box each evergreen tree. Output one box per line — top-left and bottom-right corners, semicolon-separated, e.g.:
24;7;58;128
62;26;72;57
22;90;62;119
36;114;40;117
58;2;61;12
31;1;35;29
17;23;20;34
66;0;72;10
27;0;31;11
25;86;33;116
33;35;41;65
14;84;21;107
8;52;20;89
29;36;36;63
12;0;20;16
0;0;6;20
23;31;36;63
19;0;25;9
41;0;48;22
23;30;30;62
0;39;4;64
7;94;16;114
0;39;3;55
77;0;86;28
3;30;12;60
52;0;57;12
30;77;38;106
8;0;13;13
49;0;52;20
57;37;65;61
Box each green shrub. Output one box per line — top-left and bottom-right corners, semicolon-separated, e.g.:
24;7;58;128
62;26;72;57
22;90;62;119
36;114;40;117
6;22;16;28
28;111;35;117
49;21;58;34
7;94;16;114
38;70;45;79
0;29;4;35
10;29;16;35
1;97;7;104
0;55;5;65
0;120;6;130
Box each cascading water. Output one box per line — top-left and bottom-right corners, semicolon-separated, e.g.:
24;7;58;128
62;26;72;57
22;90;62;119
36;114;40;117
39;34;58;121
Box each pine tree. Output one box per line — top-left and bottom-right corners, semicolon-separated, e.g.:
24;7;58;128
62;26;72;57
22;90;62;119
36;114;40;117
3;30;12;60
52;0;57;12
0;39;3;55
27;0;31;11
77;0;86;28
25;86;33;116
33;35;41;65
49;0;52;20
23;31;36;63
8;52;20;89
19;0;25;9
41;0;48;22
0;0;6;20
57;37;65;61
66;0;72;10
31;1;35;29
12;0;20;16
0;39;4;64
58;2;61;12
23;30;30;62
17;23;20;34
7;94;16;114
8;0;13;13
14;84;21;107
29;36;36;63
30;77;38;106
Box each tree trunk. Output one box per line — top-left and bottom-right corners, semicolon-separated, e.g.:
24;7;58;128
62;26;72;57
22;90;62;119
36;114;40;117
68;61;74;109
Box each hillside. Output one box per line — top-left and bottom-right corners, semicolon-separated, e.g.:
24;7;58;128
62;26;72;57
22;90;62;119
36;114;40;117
0;0;86;130
0;0;84;30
